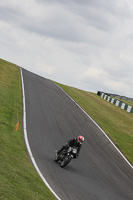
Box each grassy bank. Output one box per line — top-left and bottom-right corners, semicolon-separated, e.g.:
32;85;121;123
0;59;56;200
122;100;133;107
56;82;133;165
0;58;132;200
110;96;133;107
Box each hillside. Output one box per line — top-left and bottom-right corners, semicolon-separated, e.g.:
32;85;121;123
0;58;132;200
56;82;133;164
0;58;56;200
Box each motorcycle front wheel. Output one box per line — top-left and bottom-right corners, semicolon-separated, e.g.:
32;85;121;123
60;156;72;168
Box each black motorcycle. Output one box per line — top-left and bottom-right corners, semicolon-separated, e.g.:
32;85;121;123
55;147;78;168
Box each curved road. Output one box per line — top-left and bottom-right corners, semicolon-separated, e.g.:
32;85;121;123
22;69;133;200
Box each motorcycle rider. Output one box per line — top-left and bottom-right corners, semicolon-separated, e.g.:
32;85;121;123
56;136;84;158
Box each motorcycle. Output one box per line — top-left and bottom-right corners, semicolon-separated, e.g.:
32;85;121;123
55;147;78;168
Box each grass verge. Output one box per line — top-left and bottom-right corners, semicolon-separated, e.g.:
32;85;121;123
0;57;132;199
0;58;56;200
56;82;133;165
110;96;133;107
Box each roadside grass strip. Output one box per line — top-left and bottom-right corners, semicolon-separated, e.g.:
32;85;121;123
0;58;132;200
55;82;133;166
97;92;133;113
0;58;57;200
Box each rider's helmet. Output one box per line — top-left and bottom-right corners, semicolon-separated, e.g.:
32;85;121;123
77;136;84;144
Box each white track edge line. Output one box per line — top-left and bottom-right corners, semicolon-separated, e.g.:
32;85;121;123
20;68;62;200
55;83;133;169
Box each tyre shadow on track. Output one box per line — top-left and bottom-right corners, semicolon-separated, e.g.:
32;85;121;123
52;158;83;174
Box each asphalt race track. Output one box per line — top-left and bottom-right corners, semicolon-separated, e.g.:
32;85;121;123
22;68;133;200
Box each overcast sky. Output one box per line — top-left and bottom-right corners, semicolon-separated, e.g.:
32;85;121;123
0;0;133;97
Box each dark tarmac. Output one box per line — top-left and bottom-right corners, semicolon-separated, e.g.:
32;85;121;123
22;68;133;200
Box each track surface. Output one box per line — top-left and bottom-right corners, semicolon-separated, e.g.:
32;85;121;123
22;69;133;200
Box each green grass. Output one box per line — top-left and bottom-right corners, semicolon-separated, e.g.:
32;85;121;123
56;82;133;165
0;58;133;200
121;100;133;107
110;96;133;107
0;58;56;200
123;100;133;107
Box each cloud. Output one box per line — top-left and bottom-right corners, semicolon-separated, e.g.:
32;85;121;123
0;0;133;97
80;66;133;97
